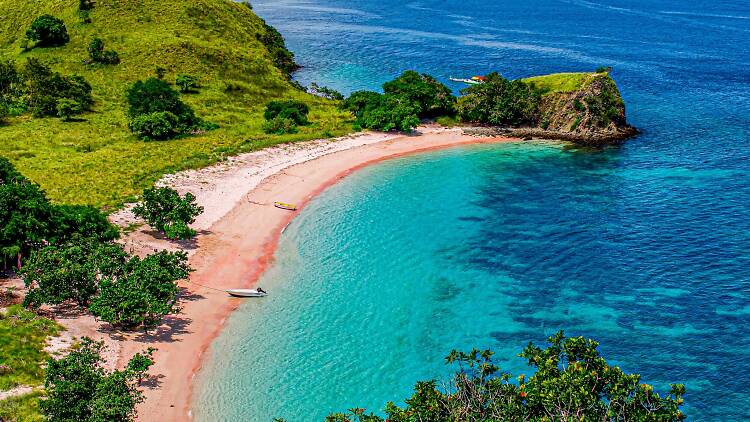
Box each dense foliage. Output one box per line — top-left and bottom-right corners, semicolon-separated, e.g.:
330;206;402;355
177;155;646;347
125;78;205;140
309;82;344;101
41;338;153;422
0;158;117;269
0;58;94;119
263;100;310;134
342;91;420;132
457;72;541;127
87;38;120;65
90;251;190;329
256;19;298;76
26;15;69;48
382;70;455;117
133;187;204;239
326;332;686;421
176;74;199;93
21;239;127;309
341;71;453;132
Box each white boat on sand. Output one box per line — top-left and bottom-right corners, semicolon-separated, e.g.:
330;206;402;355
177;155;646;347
226;289;268;298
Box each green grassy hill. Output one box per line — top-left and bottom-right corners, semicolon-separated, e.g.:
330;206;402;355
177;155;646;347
0;0;351;208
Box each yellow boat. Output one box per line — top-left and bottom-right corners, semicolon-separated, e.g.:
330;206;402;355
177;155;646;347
274;202;297;211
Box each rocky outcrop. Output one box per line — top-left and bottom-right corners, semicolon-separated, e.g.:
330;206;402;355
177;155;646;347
535;73;638;144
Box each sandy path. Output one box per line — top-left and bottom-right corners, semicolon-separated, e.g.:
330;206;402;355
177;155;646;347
108;127;522;421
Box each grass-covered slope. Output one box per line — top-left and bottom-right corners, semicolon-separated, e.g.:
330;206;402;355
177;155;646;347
0;0;351;207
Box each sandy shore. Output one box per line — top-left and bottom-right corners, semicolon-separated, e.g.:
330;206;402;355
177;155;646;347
62;126;521;420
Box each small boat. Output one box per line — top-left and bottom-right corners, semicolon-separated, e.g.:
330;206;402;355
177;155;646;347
449;76;485;85
274;202;297;211
226;289;268;298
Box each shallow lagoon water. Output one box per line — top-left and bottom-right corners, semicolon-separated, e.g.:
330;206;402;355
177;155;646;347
196;0;750;420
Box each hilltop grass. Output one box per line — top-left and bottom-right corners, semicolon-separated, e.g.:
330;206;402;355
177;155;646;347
522;72;597;95
0;305;61;391
0;391;45;422
0;0;352;208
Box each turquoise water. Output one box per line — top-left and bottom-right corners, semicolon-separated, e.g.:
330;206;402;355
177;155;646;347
195;0;750;420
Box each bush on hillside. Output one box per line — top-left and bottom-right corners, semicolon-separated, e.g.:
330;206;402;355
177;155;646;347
176;74;199;93
22;59;93;118
128;111;180;141
308;82;344;101
328;331;686;421
264;100;310;126
132;187;203;240
55;98;82;121
88;38;120;65
26;15;70;48
263;116;298;135
382;70;455;117
257;20;298;76
457;72;541;127
41;338;151;422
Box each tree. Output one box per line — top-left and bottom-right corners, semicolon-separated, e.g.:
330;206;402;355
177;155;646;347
21;240;127;309
88;38;120;65
330;332;686;421
56;98;81;121
22;58;93;118
126;78;200;139
89;251;191;329
41;338;152;422
383;70;455;117
126;348;155;385
457;72;541;127
26;15;70;47
175;74;199;93
49;204;120;244
264;100;310;126
342;91;420;132
132;187;203;239
128;111;179;141
263;116;299;135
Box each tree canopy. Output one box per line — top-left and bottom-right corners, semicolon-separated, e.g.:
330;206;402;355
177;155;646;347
26;15;70;48
90;251;191;330
341;71;454;132
133;187;203;240
327;332;686;421
457;72;541;127
41;338;153;422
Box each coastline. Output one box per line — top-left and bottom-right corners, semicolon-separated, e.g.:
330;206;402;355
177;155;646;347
107;126;522;420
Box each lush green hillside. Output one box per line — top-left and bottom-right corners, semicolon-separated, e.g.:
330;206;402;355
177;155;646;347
522;72;596;95
0;0;351;208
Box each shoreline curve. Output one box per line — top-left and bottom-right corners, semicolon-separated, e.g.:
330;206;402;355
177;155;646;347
120;127;522;421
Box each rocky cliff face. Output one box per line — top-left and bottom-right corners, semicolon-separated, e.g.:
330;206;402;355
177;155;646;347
535;73;637;144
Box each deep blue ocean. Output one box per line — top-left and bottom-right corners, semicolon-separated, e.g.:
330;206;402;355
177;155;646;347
195;1;750;420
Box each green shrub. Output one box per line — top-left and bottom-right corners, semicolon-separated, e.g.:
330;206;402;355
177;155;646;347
383;70;455;117
573;99;586;112
23;59;93;118
256;20;298;76
176;74;199;93
89;251;190;329
263;116;298;135
133;186;203;240
128;111;179;141
88;38;120;65
55;98;81;121
595;66;612;74
342;91;420;132
457;72;540;127
41;338;151;421
78;0;94;11
308;82;344;101
26;15;69;47
264;100;309;126
435;116;459;127
126;78;197;128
